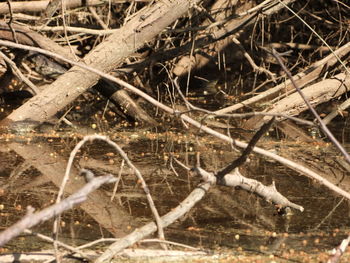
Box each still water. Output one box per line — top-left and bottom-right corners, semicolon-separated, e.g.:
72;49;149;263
0;125;349;261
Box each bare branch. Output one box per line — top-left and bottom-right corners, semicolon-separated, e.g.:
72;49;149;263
0;40;349;201
192;167;304;212
272;48;350;164
95;180;212;263
0;175;116;247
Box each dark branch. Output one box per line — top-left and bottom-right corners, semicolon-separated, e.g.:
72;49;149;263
216;117;275;180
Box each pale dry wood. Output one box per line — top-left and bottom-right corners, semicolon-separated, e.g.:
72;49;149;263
220;168;304;211
95;179;213;263
7;141;135;237
0;0;150;15
0;174;116;247
1;0;202;126
30;25;118;35
118;248;206;257
217;42;350;117
0;22;156;125
248;72;350;130
0;248;205;263
1;39;349;201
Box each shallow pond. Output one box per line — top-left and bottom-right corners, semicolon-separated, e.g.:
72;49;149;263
0;125;349;262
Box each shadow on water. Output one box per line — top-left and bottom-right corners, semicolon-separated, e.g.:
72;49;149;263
0;122;349;260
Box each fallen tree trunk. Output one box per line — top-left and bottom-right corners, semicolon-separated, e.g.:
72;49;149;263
245;72;350;130
0;0;202;127
217;41;350;117
0;21;157;125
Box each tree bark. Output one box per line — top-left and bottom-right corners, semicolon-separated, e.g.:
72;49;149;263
0;0;124;15
0;0;201;127
245;73;350;130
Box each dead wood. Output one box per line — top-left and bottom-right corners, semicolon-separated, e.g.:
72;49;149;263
216;117;275;179
122;1;297;79
94;80;158;126
0;0;130;15
0;174;116;247
60;134;165;245
217;41;350;117
35;0;61;27
275;120;316;142
3;38;349;202
220;168;303;212
0;22;157;125
272;48;350;164
0;0;202;128
194;166;303;212
95;178;213;263
208;188;276;230
7;141;135;237
0;248;206;263
0;21;76;61
248;73;350;130
0;1;349;259
173;0;296;77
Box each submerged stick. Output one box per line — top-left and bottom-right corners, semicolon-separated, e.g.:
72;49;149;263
1;40;349;201
95;180;213;263
0;175;116;247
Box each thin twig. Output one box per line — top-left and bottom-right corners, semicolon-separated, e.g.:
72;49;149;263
6;0;18;43
60;0;78;60
23;229;89;259
0;175;116;247
1;40;349;200
271;48;350;164
232;36;276;81
0;51;40;94
30;25;117;35
173;77;314;127
110;159;125;201
54;135;165;247
216;117;275;180
277;0;350;76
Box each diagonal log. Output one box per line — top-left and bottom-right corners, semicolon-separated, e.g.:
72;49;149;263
0;0;202;127
247;72;350;130
0;21;157;125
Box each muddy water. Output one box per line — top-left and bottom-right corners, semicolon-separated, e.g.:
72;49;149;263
0;127;349;259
